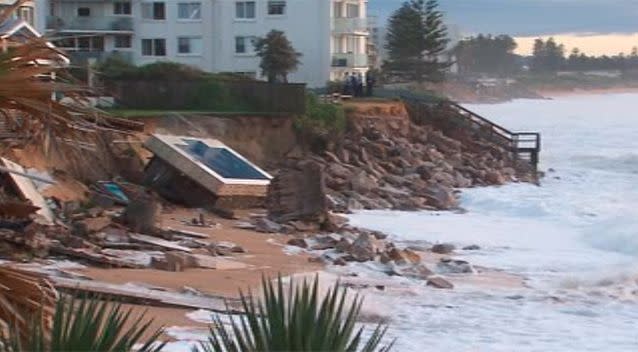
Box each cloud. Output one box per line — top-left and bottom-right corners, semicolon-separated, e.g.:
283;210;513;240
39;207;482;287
369;0;638;36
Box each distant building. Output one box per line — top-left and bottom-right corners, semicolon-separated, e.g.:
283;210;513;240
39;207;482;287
0;0;37;28
41;0;370;87
367;15;386;69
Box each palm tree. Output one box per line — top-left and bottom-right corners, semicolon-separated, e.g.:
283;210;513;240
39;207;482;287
0;267;164;352
198;275;394;352
0;0;139;181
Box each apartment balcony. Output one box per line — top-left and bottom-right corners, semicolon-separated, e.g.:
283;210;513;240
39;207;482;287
46;16;133;33
332;17;368;35
331;53;368;68
66;50;133;64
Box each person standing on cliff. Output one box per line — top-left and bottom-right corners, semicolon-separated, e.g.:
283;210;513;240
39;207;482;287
349;73;358;97
366;71;376;97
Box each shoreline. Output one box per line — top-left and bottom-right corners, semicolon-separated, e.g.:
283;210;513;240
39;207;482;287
537;86;638;98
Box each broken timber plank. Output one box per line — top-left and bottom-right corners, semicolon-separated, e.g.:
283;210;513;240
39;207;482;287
165;227;210;239
0;158;55;225
191;254;250;270
51;277;236;312
50;246;143;269
129;233;193;253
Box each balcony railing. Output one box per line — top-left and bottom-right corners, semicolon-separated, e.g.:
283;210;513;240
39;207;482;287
331;53;368;68
46;16;133;32
65;50;134;64
332;17;368;34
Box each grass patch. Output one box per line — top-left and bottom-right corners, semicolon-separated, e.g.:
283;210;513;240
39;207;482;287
104;109;290;118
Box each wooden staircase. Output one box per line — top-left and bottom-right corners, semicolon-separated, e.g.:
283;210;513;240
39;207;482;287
403;96;541;171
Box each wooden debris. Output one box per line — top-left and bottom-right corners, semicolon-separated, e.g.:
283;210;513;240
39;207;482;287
50;276;236;312
50;245;143;268
0;201;39;219
165;227;209;239
0;158;55;225
129;233;194;253
191;254;250;270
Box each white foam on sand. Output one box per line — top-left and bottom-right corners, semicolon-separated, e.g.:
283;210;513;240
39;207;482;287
348;93;638;351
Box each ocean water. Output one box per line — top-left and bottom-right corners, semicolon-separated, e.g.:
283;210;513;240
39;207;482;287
348;93;638;351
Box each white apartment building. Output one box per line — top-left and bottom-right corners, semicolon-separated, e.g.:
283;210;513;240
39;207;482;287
42;0;370;87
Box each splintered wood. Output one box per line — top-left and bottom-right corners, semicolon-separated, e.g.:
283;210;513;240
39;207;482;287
0;158;55;225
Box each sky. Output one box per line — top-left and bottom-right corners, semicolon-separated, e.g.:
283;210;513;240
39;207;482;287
368;0;638;55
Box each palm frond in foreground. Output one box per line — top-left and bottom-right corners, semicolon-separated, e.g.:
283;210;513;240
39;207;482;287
198;275;394;352
0;292;165;352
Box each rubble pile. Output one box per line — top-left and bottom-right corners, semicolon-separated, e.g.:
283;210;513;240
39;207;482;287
0;173;246;272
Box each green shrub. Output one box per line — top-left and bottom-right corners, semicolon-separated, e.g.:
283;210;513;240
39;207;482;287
0;294;164;352
95;59;205;82
299;93;346;131
197;275;393;352
325;80;343;94
93;55;137;81
135;62;205;81
185;78;253;111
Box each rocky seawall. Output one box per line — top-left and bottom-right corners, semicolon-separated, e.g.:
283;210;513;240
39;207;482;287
276;101;535;214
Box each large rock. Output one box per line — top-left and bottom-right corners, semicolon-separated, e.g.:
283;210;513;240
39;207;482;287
287;238;309;248
427;276;454;289
266;161;328;224
430;172;456;187
485;170;506;185
401;264;434;280
350;171;378;194
431;243;456;254
422;185;458;210
387;248;421;265
254;217;282;233
437;258;475;274
327;163;352;179
349;233;377;262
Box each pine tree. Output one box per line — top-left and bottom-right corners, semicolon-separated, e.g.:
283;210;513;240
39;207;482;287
531;38;546;72
421;0;451;81
384;0;451;82
253;30;301;83
384;1;427;81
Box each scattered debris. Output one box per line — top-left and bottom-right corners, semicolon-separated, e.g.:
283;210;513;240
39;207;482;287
1;158;55;224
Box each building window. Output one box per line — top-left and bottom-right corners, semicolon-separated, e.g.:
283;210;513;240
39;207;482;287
178;2;201;20
141;2;165;20
267;1;286;15
235;36;255;54
113;2;132;15
17;6;34;25
114;35;132;48
141;38;166;56
77;7;91;17
235;1;255;19
346;4;359;18
177;36;202;54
